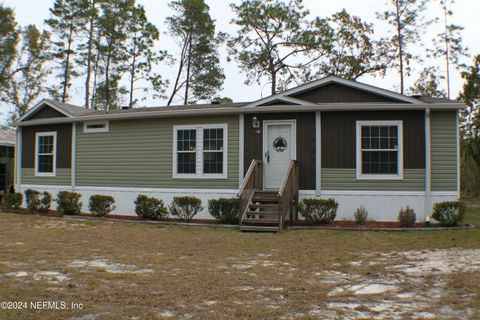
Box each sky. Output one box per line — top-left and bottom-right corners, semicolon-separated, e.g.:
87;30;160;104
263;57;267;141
2;0;479;116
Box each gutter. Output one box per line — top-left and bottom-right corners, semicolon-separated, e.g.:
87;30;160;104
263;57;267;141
15;103;465;127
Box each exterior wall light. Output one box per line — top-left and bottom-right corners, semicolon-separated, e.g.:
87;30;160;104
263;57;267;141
252;116;260;128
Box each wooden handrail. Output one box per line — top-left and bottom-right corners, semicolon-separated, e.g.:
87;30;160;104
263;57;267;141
277;160;299;231
239;159;261;196
238;159;263;225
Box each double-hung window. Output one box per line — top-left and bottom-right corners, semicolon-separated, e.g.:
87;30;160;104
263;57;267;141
35;131;57;177
356;121;403;180
174;124;227;178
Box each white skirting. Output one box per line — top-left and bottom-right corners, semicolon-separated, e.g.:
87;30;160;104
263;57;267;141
18;184;238;219
18;185;458;222
300;190;458;222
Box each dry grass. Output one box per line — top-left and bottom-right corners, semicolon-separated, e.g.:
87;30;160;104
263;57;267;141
0;211;479;319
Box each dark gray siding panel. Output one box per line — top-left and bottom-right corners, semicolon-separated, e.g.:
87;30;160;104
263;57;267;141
244;112;316;190
321;110;425;169
22;124;72;169
292;83;405;103
26;106;67;120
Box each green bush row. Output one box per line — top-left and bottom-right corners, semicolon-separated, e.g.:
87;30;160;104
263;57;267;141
2;190;466;227
3;190;240;222
297;198;466;227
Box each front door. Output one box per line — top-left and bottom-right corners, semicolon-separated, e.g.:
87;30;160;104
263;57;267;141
263;120;296;189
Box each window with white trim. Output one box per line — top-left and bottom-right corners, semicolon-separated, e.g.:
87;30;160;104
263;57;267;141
356;121;403;179
35;132;56;177
84;120;109;133
174;124;227;178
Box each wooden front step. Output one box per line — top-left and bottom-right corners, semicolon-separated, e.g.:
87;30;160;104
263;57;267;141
249;203;279;209
240;225;279;232
241;189;282;233
243;218;278;225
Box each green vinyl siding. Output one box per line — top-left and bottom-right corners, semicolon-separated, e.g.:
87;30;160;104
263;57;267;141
76;115;239;189
431;111;457;191
21;168;71;185
321;168;425;191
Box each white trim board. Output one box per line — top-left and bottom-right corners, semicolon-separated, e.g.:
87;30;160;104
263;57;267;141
34;131;57;177
315;112;321;193
172;123;228;179
242;75;426;108
17;99;74;123
71;123;76;190
19;184;239;194
16;103;465;127
83;120;109;133
238;114;244;187
355;120;404;180
262;119;297;189
320;190;426;196
19;185;457;198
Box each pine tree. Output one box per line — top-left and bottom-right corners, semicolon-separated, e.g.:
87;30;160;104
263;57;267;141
308;10;393;81
229;0;331;95
166;0;224;105
45;0;88;102
0;5;19;91
125;4;166;107
94;0;132;110
377;0;432;94
1;25;51;124
408;67;446;97
428;0;468;99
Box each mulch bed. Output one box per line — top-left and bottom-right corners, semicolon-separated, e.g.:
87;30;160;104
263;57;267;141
1;208;475;231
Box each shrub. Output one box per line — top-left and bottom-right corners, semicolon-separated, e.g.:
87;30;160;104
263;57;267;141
354;206;368;225
39;192;52;212
398;206;416;228
134;195;168;220
89;195;116;217
170;196;203;222
208;198;240;224
432;201;466;227
25;189;40;213
297;198;338;224
3;192;23;209
56;191;82;215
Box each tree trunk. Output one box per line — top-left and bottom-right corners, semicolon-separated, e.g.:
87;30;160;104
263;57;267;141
129;43;137;108
395;0;404;95
167;39;188;106
443;3;451;99
105;40;113;110
63;23;74;103
85;0;95;109
184;33;192;105
91;48;100;110
269;57;276;95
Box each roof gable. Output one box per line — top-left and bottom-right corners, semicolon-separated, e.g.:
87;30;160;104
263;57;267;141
17;99;93;123
25;105;68;120
291;82;404;103
243;76;425;108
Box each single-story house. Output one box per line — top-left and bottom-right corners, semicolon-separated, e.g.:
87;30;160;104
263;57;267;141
14;76;462;229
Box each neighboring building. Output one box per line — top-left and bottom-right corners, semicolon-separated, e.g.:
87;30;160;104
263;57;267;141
14;76;462;228
0;128;15;192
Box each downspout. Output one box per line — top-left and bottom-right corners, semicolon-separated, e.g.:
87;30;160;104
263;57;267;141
239;113;244;187
425;108;431;220
456;110;460;199
316;111;321;195
15;127;22;192
71;123;76;191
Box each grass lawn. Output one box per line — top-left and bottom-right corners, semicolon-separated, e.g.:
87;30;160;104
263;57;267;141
0;209;479;320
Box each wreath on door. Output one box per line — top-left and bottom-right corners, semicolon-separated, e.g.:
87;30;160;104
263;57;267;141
273;136;288;152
